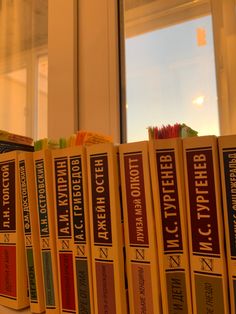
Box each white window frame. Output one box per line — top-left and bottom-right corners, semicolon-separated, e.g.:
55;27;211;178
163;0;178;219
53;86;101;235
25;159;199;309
48;0;78;140
48;0;122;143
125;0;211;38
211;0;236;135
78;0;122;144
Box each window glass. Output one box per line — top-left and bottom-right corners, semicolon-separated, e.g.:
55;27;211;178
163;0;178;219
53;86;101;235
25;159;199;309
124;3;219;142
0;0;48;139
0;68;27;135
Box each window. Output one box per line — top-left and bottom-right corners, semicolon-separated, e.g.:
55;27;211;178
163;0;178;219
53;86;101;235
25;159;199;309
0;0;48;139
0;0;78;141
123;0;220;142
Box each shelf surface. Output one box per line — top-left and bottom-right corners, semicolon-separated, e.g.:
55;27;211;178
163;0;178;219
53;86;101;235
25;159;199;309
0;305;30;313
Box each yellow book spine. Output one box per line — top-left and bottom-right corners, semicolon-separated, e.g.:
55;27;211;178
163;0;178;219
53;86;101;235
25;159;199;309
52;148;78;313
86;142;128;314
218;135;236;314
34;149;61;313
0;151;29;310
149;138;192;313
119;141;162;314
67;145;94;314
18;152;45;313
183;135;229;313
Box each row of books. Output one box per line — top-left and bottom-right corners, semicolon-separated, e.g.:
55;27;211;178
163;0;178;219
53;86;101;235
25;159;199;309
0;134;235;313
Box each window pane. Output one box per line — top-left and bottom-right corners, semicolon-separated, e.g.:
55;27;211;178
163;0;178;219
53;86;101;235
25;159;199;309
0;68;27;135
0;0;48;139
125;13;219;141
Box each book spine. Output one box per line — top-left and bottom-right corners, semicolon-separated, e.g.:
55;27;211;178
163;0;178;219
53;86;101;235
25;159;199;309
183;137;229;313
0;159;18;301
53;155;77;313
19;156;45;313
69;152;93;314
119;142;161;314
218;136;236;314
0;154;28;309
149;139;192;314
34;151;60;313
89;151;117;314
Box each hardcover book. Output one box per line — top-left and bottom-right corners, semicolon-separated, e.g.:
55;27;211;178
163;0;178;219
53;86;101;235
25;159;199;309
183;135;229;313
34;149;61;313
119;141;162;314
149;138;192;313
0;130;33;153
0;151;29;310
18;152;45;313
86;142;128;314
218;134;236;314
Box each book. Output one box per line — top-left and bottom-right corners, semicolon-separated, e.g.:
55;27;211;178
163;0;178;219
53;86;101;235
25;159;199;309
0;130;33;146
18;152;45;313
52;147;78;313
52;146;94;313
148;123;198;140
119;141;162;314
218;134;236;314
0;140;34;153
67;145;94;314
86;142;128;314
33;149;61;313
0;130;34;153
182;135;229;313
149;137;192;313
0;151;29;310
